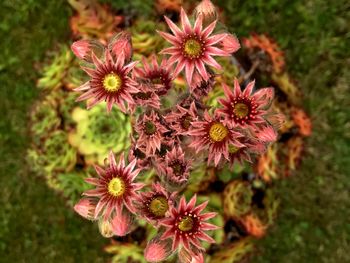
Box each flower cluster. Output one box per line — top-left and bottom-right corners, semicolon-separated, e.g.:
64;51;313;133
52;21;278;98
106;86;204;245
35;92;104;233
72;0;280;261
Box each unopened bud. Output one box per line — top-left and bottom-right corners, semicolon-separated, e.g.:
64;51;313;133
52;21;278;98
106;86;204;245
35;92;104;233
98;217;114;238
220;33;240;54
71;40;91;60
194;0;218;26
71;39;105;62
109;31;133;63
144;237;172;262
111;209;134;236
74;197;97;220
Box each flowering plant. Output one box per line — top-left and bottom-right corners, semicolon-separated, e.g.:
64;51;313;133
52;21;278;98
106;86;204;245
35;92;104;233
71;0;283;261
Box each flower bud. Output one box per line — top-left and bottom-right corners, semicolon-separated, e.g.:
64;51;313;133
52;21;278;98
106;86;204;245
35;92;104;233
108;31;133;63
74;197;97;220
220;33;240;54
254;125;277;143
111;209;134;236
71;40;91;60
178;247;205;263
194;0;218;26
144;237;172;262
71;39;105;62
98;217;114;238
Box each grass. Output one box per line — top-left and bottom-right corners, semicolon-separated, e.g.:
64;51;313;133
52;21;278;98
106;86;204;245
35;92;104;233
0;0;349;262
0;1;107;262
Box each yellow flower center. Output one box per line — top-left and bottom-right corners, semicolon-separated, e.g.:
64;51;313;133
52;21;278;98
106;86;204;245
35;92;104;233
184;39;202;57
228;144;239;154
149;196;169;217
209;122;228;142
102;73;122;92
107;177;125;197
178;216;194;232
234;102;249;118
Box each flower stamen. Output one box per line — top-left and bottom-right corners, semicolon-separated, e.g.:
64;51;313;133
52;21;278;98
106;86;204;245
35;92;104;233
149;196;169;217
178;216;194;232
183;38;202;58
233;102;250;118
102;73;122;92
209;123;228;142
108;177;126;197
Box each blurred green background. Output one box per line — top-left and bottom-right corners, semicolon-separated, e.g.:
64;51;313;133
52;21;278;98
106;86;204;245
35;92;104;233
0;0;349;262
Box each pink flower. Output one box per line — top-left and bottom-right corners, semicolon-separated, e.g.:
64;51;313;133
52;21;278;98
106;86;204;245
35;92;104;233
221;137;261;168
108;31;133;62
190;70;215;98
158;146;191;190
217;79;274;128
144;237;172;262
128;139;152;171
82;151;144;219
135;183;176;224
188;111;244;166
158;8;229;85
131;81;161;111
133;55;173;95
134;111;169;155
219;33;240;54
75;49;139;113
153;140;178;162
160;195;219;253
74;197;97;220
166;102;198;136
111;209;134;236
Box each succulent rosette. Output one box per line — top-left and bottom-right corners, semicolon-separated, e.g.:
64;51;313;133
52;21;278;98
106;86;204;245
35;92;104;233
29;97;60;143
37;45;77;90
36;130;77;173
242;33;285;74
68;103;131;165
131;19;167;59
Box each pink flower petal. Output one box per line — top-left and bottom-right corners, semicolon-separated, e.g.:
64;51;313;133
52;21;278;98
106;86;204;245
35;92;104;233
180;7;192;34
